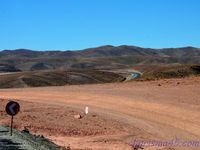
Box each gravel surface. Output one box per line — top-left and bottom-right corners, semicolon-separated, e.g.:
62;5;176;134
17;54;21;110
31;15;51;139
0;125;60;150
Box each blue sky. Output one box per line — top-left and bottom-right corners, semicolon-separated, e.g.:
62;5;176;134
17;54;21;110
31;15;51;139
0;0;199;50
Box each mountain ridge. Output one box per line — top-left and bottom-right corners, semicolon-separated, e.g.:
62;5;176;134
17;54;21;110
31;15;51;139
0;45;200;72
1;45;199;53
1;45;200;58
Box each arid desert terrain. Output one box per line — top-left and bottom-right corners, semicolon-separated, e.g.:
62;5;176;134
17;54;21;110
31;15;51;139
0;76;200;150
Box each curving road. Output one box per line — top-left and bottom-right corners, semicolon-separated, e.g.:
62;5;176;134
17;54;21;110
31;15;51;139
125;72;141;81
101;68;142;81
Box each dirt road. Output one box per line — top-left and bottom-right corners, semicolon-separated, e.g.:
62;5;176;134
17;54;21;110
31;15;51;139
0;77;200;150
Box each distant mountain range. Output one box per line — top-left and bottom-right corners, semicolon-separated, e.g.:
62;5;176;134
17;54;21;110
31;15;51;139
0;45;200;72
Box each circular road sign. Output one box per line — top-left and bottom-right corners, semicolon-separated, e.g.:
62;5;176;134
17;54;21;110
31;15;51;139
5;101;20;116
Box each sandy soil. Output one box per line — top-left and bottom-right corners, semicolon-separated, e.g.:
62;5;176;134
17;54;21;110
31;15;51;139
0;76;200;150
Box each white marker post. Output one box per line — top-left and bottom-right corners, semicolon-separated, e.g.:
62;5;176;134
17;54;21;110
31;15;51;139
85;106;89;115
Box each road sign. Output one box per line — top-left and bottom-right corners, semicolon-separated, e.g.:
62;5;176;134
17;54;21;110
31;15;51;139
5;101;20;136
6;101;20;116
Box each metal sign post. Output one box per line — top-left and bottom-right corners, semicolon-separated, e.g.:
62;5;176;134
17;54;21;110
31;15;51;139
5;101;20;136
11;116;13;136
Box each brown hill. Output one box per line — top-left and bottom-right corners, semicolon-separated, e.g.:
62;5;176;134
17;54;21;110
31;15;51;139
0;69;124;88
1;45;200;72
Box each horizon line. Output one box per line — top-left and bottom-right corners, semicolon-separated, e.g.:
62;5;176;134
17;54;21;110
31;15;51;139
0;44;199;52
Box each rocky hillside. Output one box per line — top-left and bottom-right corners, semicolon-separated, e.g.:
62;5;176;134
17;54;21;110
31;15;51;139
0;45;200;72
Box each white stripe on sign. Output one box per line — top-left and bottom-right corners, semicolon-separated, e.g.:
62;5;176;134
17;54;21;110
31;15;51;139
9;103;17;115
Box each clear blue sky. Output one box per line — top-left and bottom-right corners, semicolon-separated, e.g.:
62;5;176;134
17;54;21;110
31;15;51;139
0;0;199;50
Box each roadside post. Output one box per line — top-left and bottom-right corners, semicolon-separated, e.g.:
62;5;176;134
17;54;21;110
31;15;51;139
85;106;89;115
5;101;20;136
